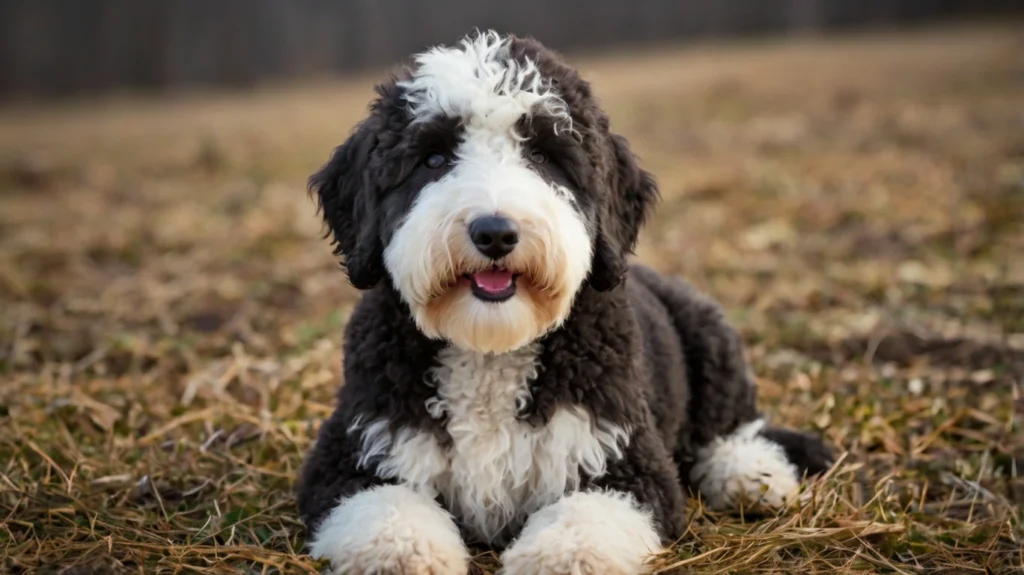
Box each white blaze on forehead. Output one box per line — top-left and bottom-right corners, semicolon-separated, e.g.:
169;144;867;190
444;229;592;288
396;30;573;135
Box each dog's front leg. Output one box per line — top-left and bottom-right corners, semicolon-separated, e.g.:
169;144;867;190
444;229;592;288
298;412;470;575
499;425;683;575
307;484;469;575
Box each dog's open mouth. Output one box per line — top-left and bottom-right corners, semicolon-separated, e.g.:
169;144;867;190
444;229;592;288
465;267;518;303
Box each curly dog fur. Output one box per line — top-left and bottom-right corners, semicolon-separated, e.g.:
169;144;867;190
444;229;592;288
297;30;833;575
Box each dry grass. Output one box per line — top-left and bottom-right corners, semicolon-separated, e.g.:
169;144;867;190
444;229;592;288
2;24;1023;574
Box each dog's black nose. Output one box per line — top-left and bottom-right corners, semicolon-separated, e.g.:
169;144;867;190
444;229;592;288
469;215;519;260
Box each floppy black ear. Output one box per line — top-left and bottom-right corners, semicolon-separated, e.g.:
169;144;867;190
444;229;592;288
589;133;659;291
309;117;385;290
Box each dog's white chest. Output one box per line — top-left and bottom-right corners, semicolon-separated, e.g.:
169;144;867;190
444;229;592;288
354;345;629;543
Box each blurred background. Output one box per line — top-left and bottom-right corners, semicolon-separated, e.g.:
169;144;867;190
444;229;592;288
0;0;1021;98
2;2;1023;574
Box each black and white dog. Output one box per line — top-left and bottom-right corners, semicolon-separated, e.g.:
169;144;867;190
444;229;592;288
297;30;833;575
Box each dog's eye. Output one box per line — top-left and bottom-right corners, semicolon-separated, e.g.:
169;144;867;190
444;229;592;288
528;149;547;165
424;152;449;169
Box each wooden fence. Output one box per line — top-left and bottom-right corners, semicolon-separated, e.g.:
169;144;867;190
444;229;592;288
0;0;1019;100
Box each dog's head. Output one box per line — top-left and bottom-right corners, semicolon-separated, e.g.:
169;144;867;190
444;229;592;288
311;31;657;353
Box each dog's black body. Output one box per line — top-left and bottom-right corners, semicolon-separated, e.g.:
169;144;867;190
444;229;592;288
298;266;832;543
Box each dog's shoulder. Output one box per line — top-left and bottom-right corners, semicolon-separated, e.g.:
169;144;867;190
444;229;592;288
333;287;445;430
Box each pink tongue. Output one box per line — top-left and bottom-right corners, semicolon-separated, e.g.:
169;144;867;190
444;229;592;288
472;269;514;293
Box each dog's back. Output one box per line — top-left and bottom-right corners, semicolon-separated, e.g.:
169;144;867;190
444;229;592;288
625;263;760;475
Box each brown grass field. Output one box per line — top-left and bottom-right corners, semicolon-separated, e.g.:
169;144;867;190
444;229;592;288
2;24;1023;574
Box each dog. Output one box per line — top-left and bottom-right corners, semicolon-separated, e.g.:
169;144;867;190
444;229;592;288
296;30;833;575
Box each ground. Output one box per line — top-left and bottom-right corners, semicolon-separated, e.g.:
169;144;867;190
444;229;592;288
1;24;1022;575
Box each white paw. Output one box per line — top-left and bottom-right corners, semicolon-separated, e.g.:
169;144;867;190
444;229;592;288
690;419;804;511
500;490;664;575
309;484;469;575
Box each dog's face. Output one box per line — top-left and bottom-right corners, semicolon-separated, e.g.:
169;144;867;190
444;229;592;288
312;31;657;353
